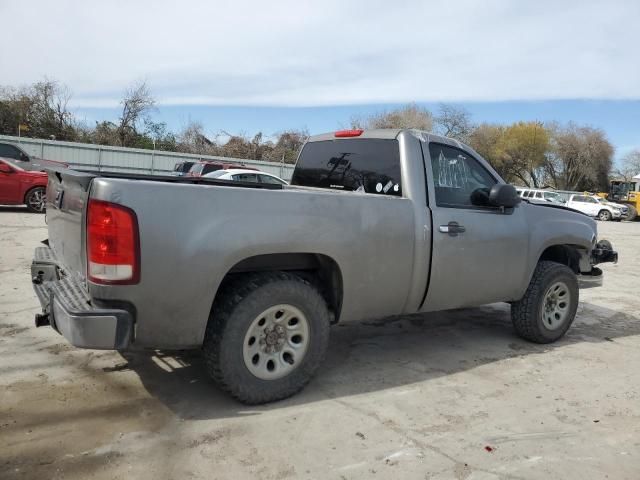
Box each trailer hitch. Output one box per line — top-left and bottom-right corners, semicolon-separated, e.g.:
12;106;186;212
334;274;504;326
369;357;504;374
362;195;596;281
35;313;50;328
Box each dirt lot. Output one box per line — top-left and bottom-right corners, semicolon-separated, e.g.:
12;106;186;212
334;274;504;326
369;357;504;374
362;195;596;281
1;207;639;480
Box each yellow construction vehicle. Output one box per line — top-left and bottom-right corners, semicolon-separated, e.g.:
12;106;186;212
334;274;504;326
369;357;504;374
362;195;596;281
598;180;639;221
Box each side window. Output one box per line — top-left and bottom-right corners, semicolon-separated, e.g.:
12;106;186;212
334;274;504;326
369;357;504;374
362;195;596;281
428;143;497;208
573;196;585;203
587;197;598;204
259;174;285;185
0;144;22;161
534;192;543;199
234;173;259;182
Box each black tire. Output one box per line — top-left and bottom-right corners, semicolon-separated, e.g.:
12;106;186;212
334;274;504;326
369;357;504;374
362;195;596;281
25;187;46;213
597;239;613;250
597;209;612;221
203;272;331;404
511;261;579;344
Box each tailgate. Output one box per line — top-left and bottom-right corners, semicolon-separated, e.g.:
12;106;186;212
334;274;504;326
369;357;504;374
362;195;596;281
45;168;97;277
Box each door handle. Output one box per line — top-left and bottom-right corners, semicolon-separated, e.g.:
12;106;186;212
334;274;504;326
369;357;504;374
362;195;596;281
439;221;466;236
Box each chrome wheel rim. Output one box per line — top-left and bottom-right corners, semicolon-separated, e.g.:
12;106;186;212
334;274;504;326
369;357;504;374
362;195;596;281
541;281;571;330
28;189;45;212
599;211;610;221
242;304;310;380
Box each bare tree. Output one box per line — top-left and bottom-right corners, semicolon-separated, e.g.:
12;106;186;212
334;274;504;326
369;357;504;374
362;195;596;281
263;129;309;163
177;120;216;154
117;81;155;147
616;149;640;182
351;103;433;131
434;103;473;142
547;123;613;191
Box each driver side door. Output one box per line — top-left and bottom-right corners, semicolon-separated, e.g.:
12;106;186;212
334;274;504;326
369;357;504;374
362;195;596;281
421;142;529;312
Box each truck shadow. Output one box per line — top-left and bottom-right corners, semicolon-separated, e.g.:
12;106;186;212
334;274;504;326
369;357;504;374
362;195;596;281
121;302;640;420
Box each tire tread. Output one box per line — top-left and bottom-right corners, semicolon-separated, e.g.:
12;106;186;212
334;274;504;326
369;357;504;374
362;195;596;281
511;261;578;344
202;271;329;404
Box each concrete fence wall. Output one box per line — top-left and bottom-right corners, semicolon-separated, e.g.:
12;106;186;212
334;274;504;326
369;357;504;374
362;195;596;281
0;134;295;181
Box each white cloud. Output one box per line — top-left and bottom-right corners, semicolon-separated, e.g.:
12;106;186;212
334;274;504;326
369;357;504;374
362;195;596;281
1;0;639;106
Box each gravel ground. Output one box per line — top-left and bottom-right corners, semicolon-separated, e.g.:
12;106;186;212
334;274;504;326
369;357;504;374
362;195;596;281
1;207;639;480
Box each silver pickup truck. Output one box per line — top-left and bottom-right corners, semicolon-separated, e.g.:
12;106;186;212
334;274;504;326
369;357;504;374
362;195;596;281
31;129;618;404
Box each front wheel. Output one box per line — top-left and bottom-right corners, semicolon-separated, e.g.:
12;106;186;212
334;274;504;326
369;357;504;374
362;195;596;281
202;272;331;404
25;187;46;213
511;261;579;343
597;209;612;221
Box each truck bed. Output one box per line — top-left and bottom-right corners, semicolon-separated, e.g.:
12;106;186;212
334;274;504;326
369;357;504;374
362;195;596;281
44;167;419;348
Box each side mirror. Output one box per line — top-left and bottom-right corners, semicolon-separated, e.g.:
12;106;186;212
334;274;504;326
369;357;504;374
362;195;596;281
488;184;521;208
20;152;30;162
0;163;13;174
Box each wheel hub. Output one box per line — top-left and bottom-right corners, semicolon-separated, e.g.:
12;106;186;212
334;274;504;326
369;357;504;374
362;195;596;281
541;281;571;330
260;325;286;353
242;304;310;380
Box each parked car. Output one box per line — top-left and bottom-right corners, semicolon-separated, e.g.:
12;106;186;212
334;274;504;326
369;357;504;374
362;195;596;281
187;160;249;177
204;168;288;185
516;188;566;204
31;128;617;404
567;194;623;221
0;142;68;172
171;161;196;176
594;196;629;219
0;158;48;212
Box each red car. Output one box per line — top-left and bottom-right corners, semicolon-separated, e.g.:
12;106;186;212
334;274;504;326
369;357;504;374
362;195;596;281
0;158;48;213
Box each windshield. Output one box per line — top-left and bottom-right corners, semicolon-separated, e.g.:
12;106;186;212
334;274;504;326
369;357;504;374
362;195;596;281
174;161;195;172
0;159;24;171
189;163;204;175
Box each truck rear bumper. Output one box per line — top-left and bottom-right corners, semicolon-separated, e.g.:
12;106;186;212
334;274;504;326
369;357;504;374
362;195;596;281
31;246;133;350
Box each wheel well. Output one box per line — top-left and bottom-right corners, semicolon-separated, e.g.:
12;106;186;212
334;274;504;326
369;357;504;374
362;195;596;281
539;245;581;273
23;185;45;203
215;253;343;323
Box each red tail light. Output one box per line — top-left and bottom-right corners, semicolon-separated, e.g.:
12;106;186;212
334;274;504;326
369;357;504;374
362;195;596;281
87;199;140;284
335;129;364;138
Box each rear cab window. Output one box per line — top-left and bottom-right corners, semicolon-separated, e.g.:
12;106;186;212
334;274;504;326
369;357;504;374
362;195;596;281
291;139;402;197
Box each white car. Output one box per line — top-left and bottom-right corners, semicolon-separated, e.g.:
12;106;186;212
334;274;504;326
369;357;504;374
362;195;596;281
595;196;629;218
567;194;623;221
516;188;566;205
203;168;288;185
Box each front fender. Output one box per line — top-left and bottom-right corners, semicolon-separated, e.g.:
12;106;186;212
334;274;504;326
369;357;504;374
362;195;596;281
521;204;597;294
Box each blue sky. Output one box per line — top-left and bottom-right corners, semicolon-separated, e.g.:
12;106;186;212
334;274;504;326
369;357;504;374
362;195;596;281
75;100;640;162
2;0;639;162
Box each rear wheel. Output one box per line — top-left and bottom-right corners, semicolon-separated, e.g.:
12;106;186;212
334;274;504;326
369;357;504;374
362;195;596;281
511;261;579;343
202;272;331;404
25;187;46;213
597;209;612;221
